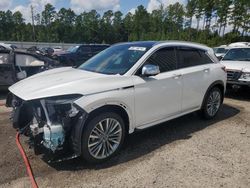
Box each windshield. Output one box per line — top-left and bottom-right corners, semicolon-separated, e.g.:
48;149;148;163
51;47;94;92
214;48;228;54
78;44;150;75
222;48;250;61
67;46;79;53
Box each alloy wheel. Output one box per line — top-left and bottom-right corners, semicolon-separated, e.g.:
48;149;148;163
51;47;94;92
87;118;122;159
206;90;221;117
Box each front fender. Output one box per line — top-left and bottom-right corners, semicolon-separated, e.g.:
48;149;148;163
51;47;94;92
74;88;135;132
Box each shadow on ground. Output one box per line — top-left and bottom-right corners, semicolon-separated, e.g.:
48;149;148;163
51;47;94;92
0;90;8;100
225;86;250;101
47;103;240;171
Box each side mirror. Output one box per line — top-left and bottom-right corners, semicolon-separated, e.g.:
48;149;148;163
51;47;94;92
217;56;223;61
141;64;160;76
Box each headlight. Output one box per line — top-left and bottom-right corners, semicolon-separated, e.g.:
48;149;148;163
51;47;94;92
240;72;250;79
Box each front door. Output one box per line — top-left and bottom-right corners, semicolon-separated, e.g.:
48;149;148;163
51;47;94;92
133;47;182;127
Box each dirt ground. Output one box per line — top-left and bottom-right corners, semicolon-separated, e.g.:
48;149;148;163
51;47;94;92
0;89;249;188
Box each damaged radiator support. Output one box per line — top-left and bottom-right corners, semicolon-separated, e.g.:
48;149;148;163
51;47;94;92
40;99;65;152
8;93;84;159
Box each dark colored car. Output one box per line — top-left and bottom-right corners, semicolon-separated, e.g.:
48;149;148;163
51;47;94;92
0;48;59;89
53;44;110;67
40;47;54;56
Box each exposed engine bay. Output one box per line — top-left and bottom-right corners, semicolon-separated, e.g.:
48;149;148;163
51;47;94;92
6;93;87;159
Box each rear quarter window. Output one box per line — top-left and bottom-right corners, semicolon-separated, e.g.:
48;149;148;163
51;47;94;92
177;47;213;68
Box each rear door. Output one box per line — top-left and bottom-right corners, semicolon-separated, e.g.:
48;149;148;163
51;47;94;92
176;47;214;111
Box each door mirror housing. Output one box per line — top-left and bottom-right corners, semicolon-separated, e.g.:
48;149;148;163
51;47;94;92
141;64;160;76
217;55;223;61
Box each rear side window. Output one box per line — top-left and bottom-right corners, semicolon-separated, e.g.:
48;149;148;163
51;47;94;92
145;47;177;73
177;47;213;68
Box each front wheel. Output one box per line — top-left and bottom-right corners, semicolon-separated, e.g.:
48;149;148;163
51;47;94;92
81;112;125;163
200;87;222;119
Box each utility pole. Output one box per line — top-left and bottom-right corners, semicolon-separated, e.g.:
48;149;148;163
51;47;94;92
31;5;36;41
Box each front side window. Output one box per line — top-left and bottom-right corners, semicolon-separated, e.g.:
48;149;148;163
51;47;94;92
92;46;106;53
78;44;150;75
222;48;250;61
144;47;177;73
67;46;79;53
178;47;212;68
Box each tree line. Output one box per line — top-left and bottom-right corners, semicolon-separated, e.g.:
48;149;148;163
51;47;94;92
0;0;249;47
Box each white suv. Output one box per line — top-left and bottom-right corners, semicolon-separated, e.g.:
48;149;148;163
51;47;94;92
220;47;250;88
7;41;226;163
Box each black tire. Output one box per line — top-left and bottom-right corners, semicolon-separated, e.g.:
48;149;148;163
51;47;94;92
81;112;125;163
200;87;222;119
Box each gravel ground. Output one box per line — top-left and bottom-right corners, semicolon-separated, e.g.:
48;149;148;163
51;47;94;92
0;89;249;188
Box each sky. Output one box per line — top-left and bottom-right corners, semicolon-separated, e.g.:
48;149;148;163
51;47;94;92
0;0;187;22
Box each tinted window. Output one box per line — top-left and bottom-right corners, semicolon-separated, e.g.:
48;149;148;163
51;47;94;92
78;46;91;54
92;46;107;52
178;48;213;68
144;47;177;73
67;46;79;53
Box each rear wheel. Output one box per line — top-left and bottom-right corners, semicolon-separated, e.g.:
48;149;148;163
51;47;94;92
81;112;125;163
200;87;222;119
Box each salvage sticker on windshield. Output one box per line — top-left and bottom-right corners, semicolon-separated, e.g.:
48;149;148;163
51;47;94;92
128;47;146;51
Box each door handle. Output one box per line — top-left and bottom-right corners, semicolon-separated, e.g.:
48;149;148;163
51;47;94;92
203;68;210;73
172;74;182;79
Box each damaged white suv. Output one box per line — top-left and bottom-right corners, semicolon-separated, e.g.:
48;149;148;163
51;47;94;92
7;41;226;163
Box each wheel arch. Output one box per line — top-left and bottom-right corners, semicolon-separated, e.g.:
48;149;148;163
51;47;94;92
86;104;130;135
201;80;225;109
71;103;132;156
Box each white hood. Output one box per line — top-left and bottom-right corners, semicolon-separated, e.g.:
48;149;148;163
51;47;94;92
9;67;133;101
221;60;250;72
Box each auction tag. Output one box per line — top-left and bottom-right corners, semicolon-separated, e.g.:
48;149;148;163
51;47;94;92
128;47;146;51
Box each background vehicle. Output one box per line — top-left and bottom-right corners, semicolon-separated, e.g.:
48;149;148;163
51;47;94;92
213;45;229;58
40;47;54;56
53;44;110;67
0;48;59;89
7;41;226;163
228;42;250;48
0;43;16;50
220;47;250;89
53;46;63;53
